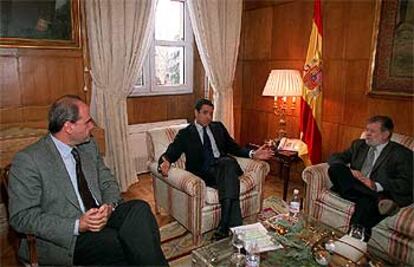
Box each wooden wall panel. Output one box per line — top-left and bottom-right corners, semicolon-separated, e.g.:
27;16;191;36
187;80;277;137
242;7;273;60
323;60;345;123
343;1;374;60
321;121;339;161
324;1;346;60
238;0;414;162
0;107;23;125
20;58;50;105
271;1;312;60
0;57;20;107
0;49;86;127
127;96;169;124
233;61;243;141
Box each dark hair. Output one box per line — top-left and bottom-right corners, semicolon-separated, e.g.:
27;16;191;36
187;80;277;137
367;115;394;133
48;95;82;133
194;98;214;112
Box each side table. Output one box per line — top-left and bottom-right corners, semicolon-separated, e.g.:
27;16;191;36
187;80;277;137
273;150;300;201
247;143;301;201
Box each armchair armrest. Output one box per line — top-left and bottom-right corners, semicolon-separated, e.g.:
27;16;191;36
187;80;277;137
148;162;206;198
234;157;270;195
235;157;270;175
386;204;414;238
302;163;332;211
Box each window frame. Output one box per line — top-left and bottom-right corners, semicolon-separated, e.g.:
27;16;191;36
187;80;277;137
130;0;193;97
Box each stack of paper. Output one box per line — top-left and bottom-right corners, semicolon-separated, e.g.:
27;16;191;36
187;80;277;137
333;235;367;262
231;222;282;253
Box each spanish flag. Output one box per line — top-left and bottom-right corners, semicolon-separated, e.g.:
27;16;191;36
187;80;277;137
300;0;323;164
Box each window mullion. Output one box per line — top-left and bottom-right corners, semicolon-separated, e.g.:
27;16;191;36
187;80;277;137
149;39;156;93
155;40;186;46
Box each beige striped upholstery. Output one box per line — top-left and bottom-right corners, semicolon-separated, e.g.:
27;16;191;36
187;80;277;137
302;133;414;265
146;124;270;246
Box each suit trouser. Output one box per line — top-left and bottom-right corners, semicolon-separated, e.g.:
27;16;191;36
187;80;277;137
73;200;168;266
328;164;386;234
200;156;243;229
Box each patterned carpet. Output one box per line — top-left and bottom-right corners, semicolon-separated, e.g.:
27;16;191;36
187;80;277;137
160;196;289;266
160;220;214;264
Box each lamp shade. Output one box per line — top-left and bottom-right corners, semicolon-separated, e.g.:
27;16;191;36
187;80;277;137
262;69;303;97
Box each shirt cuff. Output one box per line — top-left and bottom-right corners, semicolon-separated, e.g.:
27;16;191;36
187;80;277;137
249;149;255;159
375;182;383;192
74;219;80;235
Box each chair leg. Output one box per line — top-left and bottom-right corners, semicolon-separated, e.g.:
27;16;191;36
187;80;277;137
27;234;38;267
193;232;202;247
152;175;161;215
155;205;160;215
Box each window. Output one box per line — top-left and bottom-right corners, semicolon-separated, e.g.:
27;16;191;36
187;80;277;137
130;0;193;96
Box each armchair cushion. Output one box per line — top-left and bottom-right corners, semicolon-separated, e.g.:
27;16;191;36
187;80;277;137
386;204;414;238
317;191;355;215
302;163;330;207
148;162;205;198
205;171;256;204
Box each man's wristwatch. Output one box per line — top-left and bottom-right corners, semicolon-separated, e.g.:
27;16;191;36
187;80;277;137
371;181;377;191
250;150;256;159
111;202;119;211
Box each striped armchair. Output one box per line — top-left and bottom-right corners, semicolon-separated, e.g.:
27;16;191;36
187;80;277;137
302;133;414;265
146;124;270;246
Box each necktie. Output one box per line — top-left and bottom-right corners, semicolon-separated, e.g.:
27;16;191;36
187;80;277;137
361;146;376;178
202;127;215;172
71;148;98;210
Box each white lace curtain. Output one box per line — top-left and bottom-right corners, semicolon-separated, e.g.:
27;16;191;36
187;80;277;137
85;0;156;191
187;0;243;136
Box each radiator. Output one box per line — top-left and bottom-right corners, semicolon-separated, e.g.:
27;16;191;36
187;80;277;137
128;119;187;175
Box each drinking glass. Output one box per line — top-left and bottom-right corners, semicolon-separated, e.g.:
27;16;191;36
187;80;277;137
349;224;365;241
231;230;245;264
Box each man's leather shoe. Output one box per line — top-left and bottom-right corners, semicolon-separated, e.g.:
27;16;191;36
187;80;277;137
378;199;400;216
212;229;229;241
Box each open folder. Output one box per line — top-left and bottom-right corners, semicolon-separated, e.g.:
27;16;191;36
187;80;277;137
333;235;367;262
230;222;282;253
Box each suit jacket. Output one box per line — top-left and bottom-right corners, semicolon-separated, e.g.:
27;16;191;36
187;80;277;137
8;135;122;266
328;139;413;206
160;122;250;176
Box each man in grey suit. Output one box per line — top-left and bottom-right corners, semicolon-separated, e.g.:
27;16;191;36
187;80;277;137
8;95;168;266
328;115;413;240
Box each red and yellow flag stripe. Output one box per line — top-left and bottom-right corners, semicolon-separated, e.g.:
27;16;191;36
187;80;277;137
300;0;323;164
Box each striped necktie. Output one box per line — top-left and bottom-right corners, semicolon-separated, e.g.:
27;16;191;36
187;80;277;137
361;146;376;178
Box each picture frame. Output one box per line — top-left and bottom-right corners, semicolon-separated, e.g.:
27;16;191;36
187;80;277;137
0;0;81;49
367;0;414;97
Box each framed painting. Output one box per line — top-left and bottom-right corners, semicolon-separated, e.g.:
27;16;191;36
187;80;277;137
367;0;414;97
0;0;81;49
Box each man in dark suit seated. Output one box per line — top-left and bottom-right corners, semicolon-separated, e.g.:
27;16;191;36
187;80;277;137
158;98;274;239
328;115;413;240
8;95;168;266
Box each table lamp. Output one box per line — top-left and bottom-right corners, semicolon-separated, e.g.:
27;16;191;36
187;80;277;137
262;69;303;140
